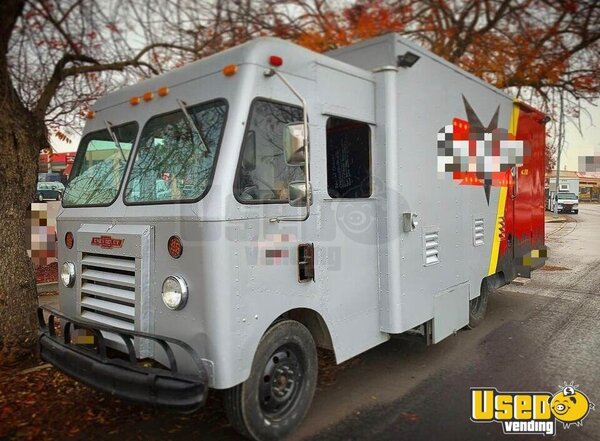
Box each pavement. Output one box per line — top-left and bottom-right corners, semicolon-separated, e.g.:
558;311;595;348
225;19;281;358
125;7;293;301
545;213;569;223
38;205;600;440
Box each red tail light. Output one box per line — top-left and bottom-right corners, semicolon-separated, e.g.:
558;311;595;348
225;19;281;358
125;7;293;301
168;236;183;259
65;232;74;249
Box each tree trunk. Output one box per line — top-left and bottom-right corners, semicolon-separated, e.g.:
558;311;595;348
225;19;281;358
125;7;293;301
0;81;47;364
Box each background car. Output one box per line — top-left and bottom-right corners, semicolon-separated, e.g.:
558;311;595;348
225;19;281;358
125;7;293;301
549;191;579;214
35;181;64;202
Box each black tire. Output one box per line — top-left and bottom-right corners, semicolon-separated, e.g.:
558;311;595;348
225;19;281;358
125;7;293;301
573;210;578;214
468;278;494;328
56;192;62;201
224;320;317;441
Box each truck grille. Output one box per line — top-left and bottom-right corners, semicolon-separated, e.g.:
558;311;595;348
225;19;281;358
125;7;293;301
80;253;137;331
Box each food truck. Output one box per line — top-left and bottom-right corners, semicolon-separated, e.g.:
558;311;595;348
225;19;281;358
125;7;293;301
38;34;546;440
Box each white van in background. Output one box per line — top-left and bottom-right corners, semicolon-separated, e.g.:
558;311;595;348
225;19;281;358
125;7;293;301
549;191;579;214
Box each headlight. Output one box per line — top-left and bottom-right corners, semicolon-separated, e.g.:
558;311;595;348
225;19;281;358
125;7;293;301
60;262;76;287
161;275;188;310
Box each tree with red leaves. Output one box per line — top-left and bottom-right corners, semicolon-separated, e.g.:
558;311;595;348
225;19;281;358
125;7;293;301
0;0;239;363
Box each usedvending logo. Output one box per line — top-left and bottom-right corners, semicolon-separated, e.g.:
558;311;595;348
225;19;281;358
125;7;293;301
471;382;594;435
91;235;124;249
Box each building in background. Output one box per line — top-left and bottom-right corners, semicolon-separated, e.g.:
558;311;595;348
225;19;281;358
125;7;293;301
39;148;76;184
546;169;600;202
578;172;600;202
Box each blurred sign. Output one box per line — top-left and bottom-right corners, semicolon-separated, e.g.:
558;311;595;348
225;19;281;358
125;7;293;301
27;202;59;267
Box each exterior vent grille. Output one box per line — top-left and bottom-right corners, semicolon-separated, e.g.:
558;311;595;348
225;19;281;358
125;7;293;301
423;229;440;266
473;218;485;246
80;253;136;332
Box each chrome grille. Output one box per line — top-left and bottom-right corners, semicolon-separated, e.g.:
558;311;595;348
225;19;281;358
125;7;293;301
80;253;136;331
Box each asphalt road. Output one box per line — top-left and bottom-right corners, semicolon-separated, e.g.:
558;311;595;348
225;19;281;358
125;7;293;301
294;203;600;441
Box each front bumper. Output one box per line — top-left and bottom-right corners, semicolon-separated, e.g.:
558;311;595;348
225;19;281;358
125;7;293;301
38;305;208;412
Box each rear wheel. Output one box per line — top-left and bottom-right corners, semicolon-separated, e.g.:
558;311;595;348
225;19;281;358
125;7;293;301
224;320;317;441
468;278;494;328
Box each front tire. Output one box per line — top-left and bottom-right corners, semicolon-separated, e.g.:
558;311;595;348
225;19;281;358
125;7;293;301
224;320;317;441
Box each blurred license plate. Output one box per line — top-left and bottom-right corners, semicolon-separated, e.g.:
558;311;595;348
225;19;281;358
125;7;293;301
72;330;96;345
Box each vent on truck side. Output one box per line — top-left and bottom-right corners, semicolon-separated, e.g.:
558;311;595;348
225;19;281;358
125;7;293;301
473;218;485;246
80;253;136;331
423;229;440;266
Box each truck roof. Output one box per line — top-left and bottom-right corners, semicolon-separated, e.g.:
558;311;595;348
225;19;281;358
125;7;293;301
327;33;541;110
93;37;374;112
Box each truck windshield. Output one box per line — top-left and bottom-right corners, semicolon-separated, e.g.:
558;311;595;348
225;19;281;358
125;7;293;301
63;122;138;207
558;193;577;200
124;100;227;204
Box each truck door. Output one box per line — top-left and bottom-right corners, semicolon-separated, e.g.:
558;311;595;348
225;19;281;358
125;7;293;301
233;98;320;296
320;116;382;358
508;104;546;277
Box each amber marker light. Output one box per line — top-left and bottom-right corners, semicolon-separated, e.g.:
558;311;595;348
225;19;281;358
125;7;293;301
168;235;183;259
223;64;238;76
157;86;170;97
130;96;140;106
86;111;96;119
143;91;154;101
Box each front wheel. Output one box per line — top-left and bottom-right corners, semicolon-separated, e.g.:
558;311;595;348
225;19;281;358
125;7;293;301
224;320;317;441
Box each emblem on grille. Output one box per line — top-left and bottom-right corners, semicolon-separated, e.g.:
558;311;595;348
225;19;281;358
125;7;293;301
91;235;124;249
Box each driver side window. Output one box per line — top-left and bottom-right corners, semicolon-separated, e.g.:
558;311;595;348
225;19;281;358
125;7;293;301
234;99;303;203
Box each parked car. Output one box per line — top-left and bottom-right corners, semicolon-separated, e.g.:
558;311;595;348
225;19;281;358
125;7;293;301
35;181;64;201
549;191;579;214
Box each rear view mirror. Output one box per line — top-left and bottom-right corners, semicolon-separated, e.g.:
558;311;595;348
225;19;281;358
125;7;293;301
284;123;305;166
242;130;256;171
288;181;311;207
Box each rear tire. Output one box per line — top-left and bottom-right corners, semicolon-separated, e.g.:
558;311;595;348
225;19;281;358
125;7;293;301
224;320;317;441
468;278;494;328
56;192;62;201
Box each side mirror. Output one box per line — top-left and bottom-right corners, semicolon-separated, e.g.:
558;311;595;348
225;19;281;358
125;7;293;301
284;122;306;166
288;181;311;207
242;130;256;171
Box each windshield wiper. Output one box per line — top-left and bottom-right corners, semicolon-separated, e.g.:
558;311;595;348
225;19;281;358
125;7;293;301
177;99;210;154
104;120;127;161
